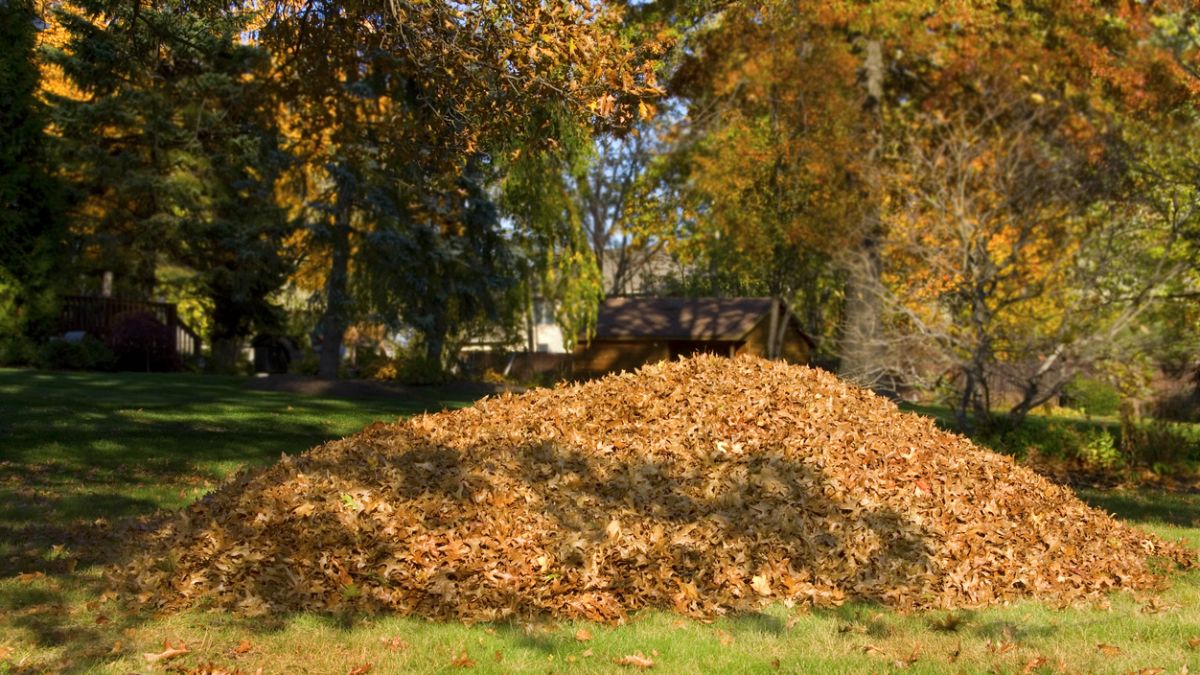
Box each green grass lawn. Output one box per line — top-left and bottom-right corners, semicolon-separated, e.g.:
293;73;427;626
2;369;1200;674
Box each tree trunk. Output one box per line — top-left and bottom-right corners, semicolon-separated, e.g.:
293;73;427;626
317;204;352;380
210;337;241;374
424;304;447;366
839;39;886;385
840;238;883;381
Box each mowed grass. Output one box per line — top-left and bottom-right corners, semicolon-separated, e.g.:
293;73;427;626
2;369;1200;674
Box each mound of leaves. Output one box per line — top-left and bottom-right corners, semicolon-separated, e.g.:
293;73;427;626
118;356;1194;621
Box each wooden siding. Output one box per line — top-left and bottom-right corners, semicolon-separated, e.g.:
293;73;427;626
574;327;810;378
573;339;670;377
736;320;811;363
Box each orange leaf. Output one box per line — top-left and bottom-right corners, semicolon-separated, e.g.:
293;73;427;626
233;639;253;654
143;641;189;663
1022;656;1048;674
614;652;654;669
348;663;372;675
575;628;593;642
450;650;475;668
1097;644;1122;656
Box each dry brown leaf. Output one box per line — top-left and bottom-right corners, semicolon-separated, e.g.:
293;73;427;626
114;356;1199;623
614;652;654;669
109;640;123;655
892;643;920;669
232;639;252;655
1097;643;1122;656
575;628;593;642
770;657;781;670
930;613;963;632
862;644;884;656
0;645;12;660
581;649;594;658
381;636;408;652
450;650;475;668
1022;656;1048;673
1187;637;1200;650
347;663;372;675
750;575;772;597
143;641;189;663
493;650;503;662
714;629;734;646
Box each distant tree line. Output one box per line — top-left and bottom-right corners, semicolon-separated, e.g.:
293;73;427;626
1;0;1198;428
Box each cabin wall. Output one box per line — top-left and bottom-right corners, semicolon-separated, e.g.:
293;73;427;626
573;340;670;377
737;321;811;364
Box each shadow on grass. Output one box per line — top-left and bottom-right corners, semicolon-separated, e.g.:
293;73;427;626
1075;489;1200;528
0;368;483;673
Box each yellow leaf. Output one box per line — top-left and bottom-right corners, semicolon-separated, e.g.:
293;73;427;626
750;575;772;597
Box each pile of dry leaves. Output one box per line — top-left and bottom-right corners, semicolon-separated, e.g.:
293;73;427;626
117;356;1194;621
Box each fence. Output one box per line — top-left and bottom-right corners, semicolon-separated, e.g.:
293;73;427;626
59;295;202;357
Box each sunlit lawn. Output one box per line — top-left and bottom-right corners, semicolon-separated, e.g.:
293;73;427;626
2;369;1199;673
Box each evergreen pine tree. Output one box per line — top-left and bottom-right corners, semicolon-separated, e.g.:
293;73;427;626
0;0;64;341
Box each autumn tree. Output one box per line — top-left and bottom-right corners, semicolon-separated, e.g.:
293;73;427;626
647;0;1199;382
265;0;660;377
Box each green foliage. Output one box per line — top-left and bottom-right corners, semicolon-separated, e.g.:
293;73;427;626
1062;377;1123;418
0;0;66;345
47;0;291;362
501;118;604;350
36;336;116;371
1077;428;1124;469
368;352;448;386
0;335;38;367
1121;417;1200;466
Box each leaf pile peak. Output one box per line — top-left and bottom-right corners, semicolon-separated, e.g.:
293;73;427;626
119;355;1194;621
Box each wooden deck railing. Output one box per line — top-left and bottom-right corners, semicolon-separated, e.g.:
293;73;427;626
60;295;202;357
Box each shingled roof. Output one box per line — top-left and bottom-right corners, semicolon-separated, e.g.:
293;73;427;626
593;297;809;342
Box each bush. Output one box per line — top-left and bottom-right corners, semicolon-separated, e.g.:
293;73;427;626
1121;416;1200;466
1152;389;1199;423
1061;376;1122;417
0;335;37;366
36;335;116;371
369;354;447;385
109;312;181;372
1077;428;1123;469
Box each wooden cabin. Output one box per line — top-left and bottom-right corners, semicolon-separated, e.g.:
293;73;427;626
573;297;815;377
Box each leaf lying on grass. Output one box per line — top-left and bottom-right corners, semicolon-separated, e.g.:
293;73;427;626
116;356;1196;622
614;652;654;669
143;640;188;663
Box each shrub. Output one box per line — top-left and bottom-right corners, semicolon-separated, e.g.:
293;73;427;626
0;335;37;366
36;335;116;371
1121;417;1200;466
368;353;447;385
481;368;508;385
1061;376;1122;417
291;345;320;376
1077;428;1123;469
108;312;181;372
1152;390;1199;423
